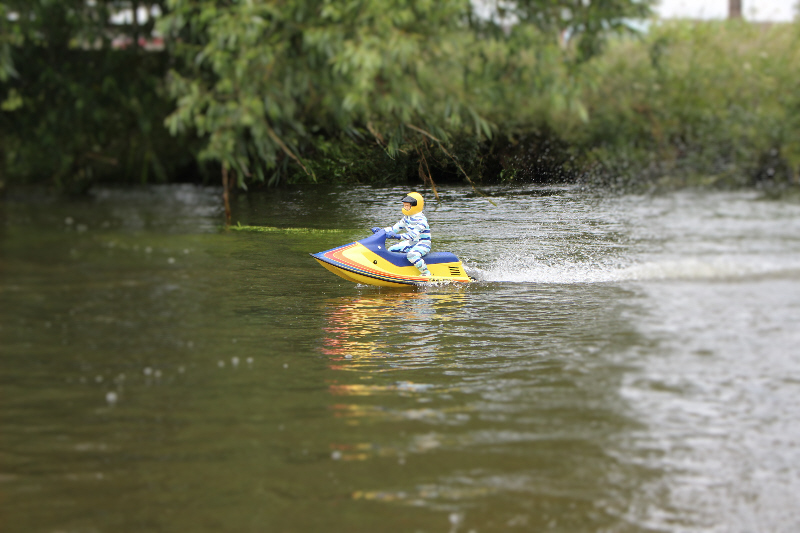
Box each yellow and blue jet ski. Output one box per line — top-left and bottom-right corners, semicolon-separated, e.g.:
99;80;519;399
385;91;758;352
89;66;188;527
311;229;472;287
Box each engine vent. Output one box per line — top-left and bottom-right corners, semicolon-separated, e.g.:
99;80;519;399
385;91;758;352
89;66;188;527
449;266;462;276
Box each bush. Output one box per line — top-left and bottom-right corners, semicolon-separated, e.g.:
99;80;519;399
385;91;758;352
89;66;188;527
0;48;200;192
572;20;800;188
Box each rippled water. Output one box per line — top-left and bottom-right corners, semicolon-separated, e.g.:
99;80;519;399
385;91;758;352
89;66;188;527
2;185;799;532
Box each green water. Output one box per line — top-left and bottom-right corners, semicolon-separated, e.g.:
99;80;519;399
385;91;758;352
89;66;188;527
2;185;800;532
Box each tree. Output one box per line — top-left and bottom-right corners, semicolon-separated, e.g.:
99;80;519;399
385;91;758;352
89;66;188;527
159;0;653;211
479;0;654;61
729;0;742;19
2;0;655;193
1;1;182;190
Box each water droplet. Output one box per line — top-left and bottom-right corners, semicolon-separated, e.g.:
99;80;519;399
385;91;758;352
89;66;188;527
246;357;253;366
187;341;194;349
183;249;190;254
65;217;74;225
95;375;104;383
331;450;342;460
218;360;225;368
105;391;118;405
154;369;162;379
144;246;152;254
167;257;175;264
231;356;240;368
143;367;153;376
178;366;185;374
283;363;288;369
344;354;352;359
76;224;88;233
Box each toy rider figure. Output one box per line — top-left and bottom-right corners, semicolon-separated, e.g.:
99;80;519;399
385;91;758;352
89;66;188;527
372;192;432;277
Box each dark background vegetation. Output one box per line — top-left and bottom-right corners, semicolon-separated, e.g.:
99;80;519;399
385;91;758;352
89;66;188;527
1;1;798;195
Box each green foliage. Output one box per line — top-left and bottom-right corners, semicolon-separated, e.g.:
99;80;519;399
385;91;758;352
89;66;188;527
0;4;20;82
159;0;488;186
574;21;800;188
1;49;193;189
0;0;193;190
15;1;798;192
488;0;653;62
159;0;653;187
287;132;417;185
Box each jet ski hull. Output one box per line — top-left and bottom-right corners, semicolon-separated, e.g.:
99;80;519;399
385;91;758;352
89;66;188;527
311;231;471;287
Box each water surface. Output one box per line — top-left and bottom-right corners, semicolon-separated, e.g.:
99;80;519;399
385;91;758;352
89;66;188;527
2;185;799;532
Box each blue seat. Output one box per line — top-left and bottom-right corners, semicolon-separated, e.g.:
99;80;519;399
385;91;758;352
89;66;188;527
360;231;461;267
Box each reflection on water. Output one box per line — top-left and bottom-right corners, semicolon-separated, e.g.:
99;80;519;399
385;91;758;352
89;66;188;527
322;291;475;462
3;185;800;532
321;290;467;369
314;283;651;530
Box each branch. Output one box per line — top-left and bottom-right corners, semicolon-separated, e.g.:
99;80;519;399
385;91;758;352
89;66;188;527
406;123;497;207
266;126;316;180
365;121;385;146
417;145;439;201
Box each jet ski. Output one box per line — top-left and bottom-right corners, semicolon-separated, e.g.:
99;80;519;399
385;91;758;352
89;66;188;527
311;229;472;287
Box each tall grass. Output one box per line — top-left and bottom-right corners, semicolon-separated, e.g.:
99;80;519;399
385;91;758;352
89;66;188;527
572;20;800;188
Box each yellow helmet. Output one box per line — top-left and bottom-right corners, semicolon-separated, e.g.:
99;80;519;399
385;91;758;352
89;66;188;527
401;192;424;216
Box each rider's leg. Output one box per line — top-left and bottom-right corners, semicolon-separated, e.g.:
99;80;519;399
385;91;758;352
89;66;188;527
407;244;431;276
387;241;411;253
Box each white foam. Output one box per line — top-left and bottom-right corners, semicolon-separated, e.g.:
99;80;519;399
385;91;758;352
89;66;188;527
469;256;800;284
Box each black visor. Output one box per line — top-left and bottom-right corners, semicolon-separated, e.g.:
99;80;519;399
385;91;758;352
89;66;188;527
401;195;417;206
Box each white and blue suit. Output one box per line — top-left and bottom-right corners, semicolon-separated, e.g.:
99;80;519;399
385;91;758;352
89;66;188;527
385;213;431;275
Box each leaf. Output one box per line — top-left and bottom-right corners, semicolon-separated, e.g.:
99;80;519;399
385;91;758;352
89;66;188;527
1;88;23;112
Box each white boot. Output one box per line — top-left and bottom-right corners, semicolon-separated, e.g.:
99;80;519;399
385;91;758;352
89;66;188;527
412;256;431;277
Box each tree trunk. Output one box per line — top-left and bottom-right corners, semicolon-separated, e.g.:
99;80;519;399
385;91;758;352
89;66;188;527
729;0;742;19
222;165;232;224
131;0;140;49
